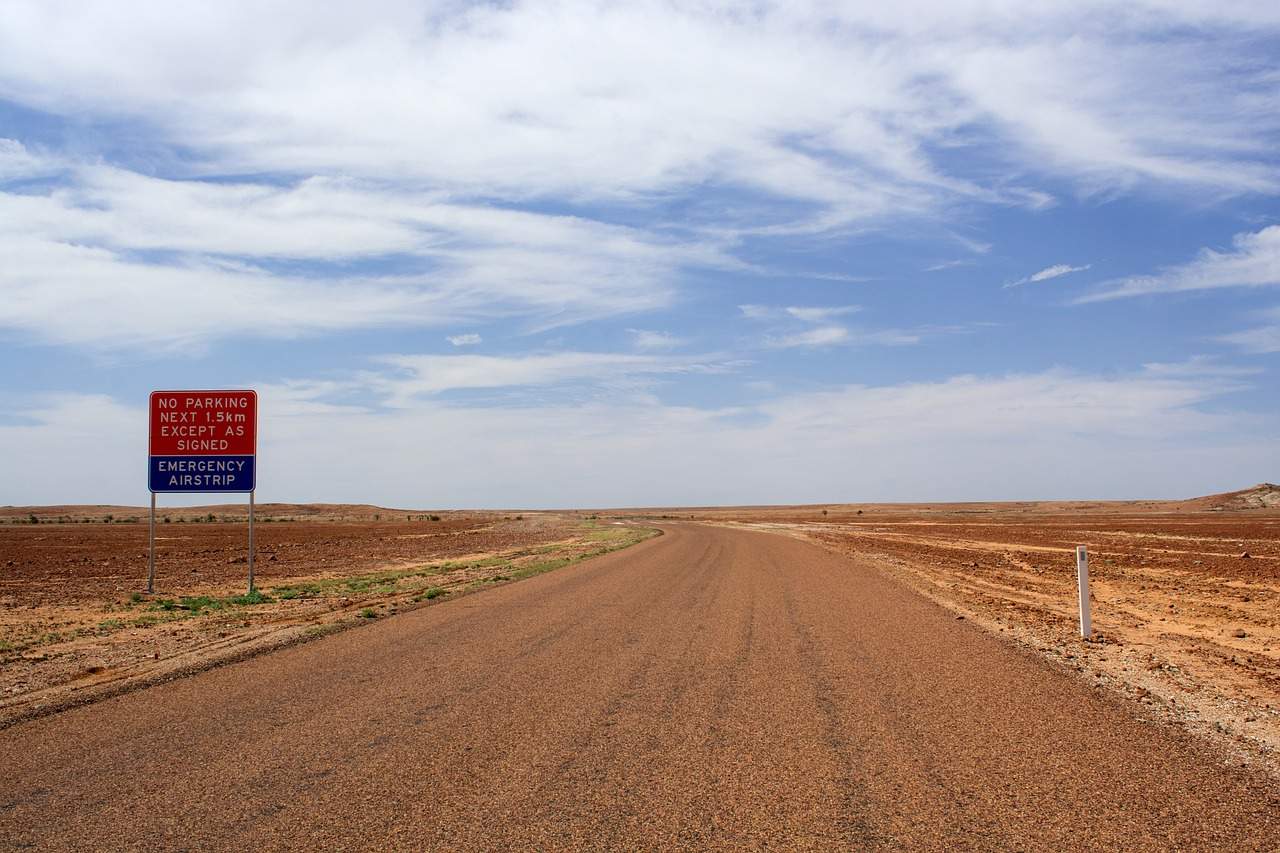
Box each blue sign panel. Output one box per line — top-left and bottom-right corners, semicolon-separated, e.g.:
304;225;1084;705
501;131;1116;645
150;455;256;493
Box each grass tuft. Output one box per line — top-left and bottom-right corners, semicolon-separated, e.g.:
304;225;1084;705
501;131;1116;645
229;590;273;606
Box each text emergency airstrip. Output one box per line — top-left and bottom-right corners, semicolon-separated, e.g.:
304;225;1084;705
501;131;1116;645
155;458;248;487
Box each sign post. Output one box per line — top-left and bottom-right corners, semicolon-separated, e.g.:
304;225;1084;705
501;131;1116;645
148;493;156;593
148;390;258;593
1076;545;1091;639
248;490;255;594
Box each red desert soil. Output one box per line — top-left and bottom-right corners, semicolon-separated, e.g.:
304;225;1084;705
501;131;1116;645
0;507;654;726
636;484;1280;773
3;523;1278;850
4;486;1279;775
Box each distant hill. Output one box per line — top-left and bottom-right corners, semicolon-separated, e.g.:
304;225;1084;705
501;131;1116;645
4;485;1280;522
1181;483;1280;512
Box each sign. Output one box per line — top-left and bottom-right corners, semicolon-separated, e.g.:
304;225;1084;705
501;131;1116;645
149;390;257;493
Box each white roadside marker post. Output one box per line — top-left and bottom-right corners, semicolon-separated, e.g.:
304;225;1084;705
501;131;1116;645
1076;545;1091;639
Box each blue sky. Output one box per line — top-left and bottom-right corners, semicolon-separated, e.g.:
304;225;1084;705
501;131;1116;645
1;1;1278;508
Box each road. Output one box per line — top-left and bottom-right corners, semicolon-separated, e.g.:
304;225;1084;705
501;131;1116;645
2;523;1277;850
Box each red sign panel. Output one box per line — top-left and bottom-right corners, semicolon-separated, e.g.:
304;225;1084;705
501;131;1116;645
149;390;258;455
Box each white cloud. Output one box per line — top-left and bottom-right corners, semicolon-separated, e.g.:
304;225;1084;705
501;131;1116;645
0;237;454;350
1080;226;1280;302
0;161;735;270
3;365;1268;507
446;333;482;347
0;138;57;181
742;304;861;323
949;233;995;256
627;329;683;350
784;306;861;323
950;37;1280;197
0;190;730;348
1217;306;1280;354
369;351;738;405
2;164;421;259
0;146;748;348
1;2;1276;225
1;5;1277;349
769;327;929;349
924;259;972;272
0;394;145;503
748;303;933;348
1140;355;1262;377
1005;262;1091;288
767;326;851;348
753;368;1248;444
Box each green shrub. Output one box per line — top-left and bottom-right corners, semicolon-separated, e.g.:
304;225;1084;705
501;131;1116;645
228;590;272;606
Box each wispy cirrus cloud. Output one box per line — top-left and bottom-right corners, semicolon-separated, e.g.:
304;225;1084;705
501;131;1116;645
627;329;684;351
1005;263;1092;288
1217;306;1280;354
3;3;1277;222
743;303;942;349
767;326;852;349
446;333;482;347
0;137;55;180
0;143;739;348
1;4;1278;352
1079;226;1280;302
924;259;972;272
784;306;862;323
740;304;861;322
369;351;742;405
0;236;450;350
1139;355;1262;377
743;304;853;349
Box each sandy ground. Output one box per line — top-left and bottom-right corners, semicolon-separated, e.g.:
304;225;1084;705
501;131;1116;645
0;509;653;727
4;485;1278;776
664;485;1280;775
4;523;1278;850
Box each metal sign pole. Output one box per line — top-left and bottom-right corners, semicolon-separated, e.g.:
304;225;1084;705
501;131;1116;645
248;490;256;594
147;493;156;594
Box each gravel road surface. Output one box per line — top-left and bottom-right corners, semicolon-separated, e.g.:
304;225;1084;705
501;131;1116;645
2;523;1277;850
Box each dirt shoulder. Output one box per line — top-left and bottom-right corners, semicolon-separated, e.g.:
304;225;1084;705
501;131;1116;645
672;505;1280;777
0;513;656;727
